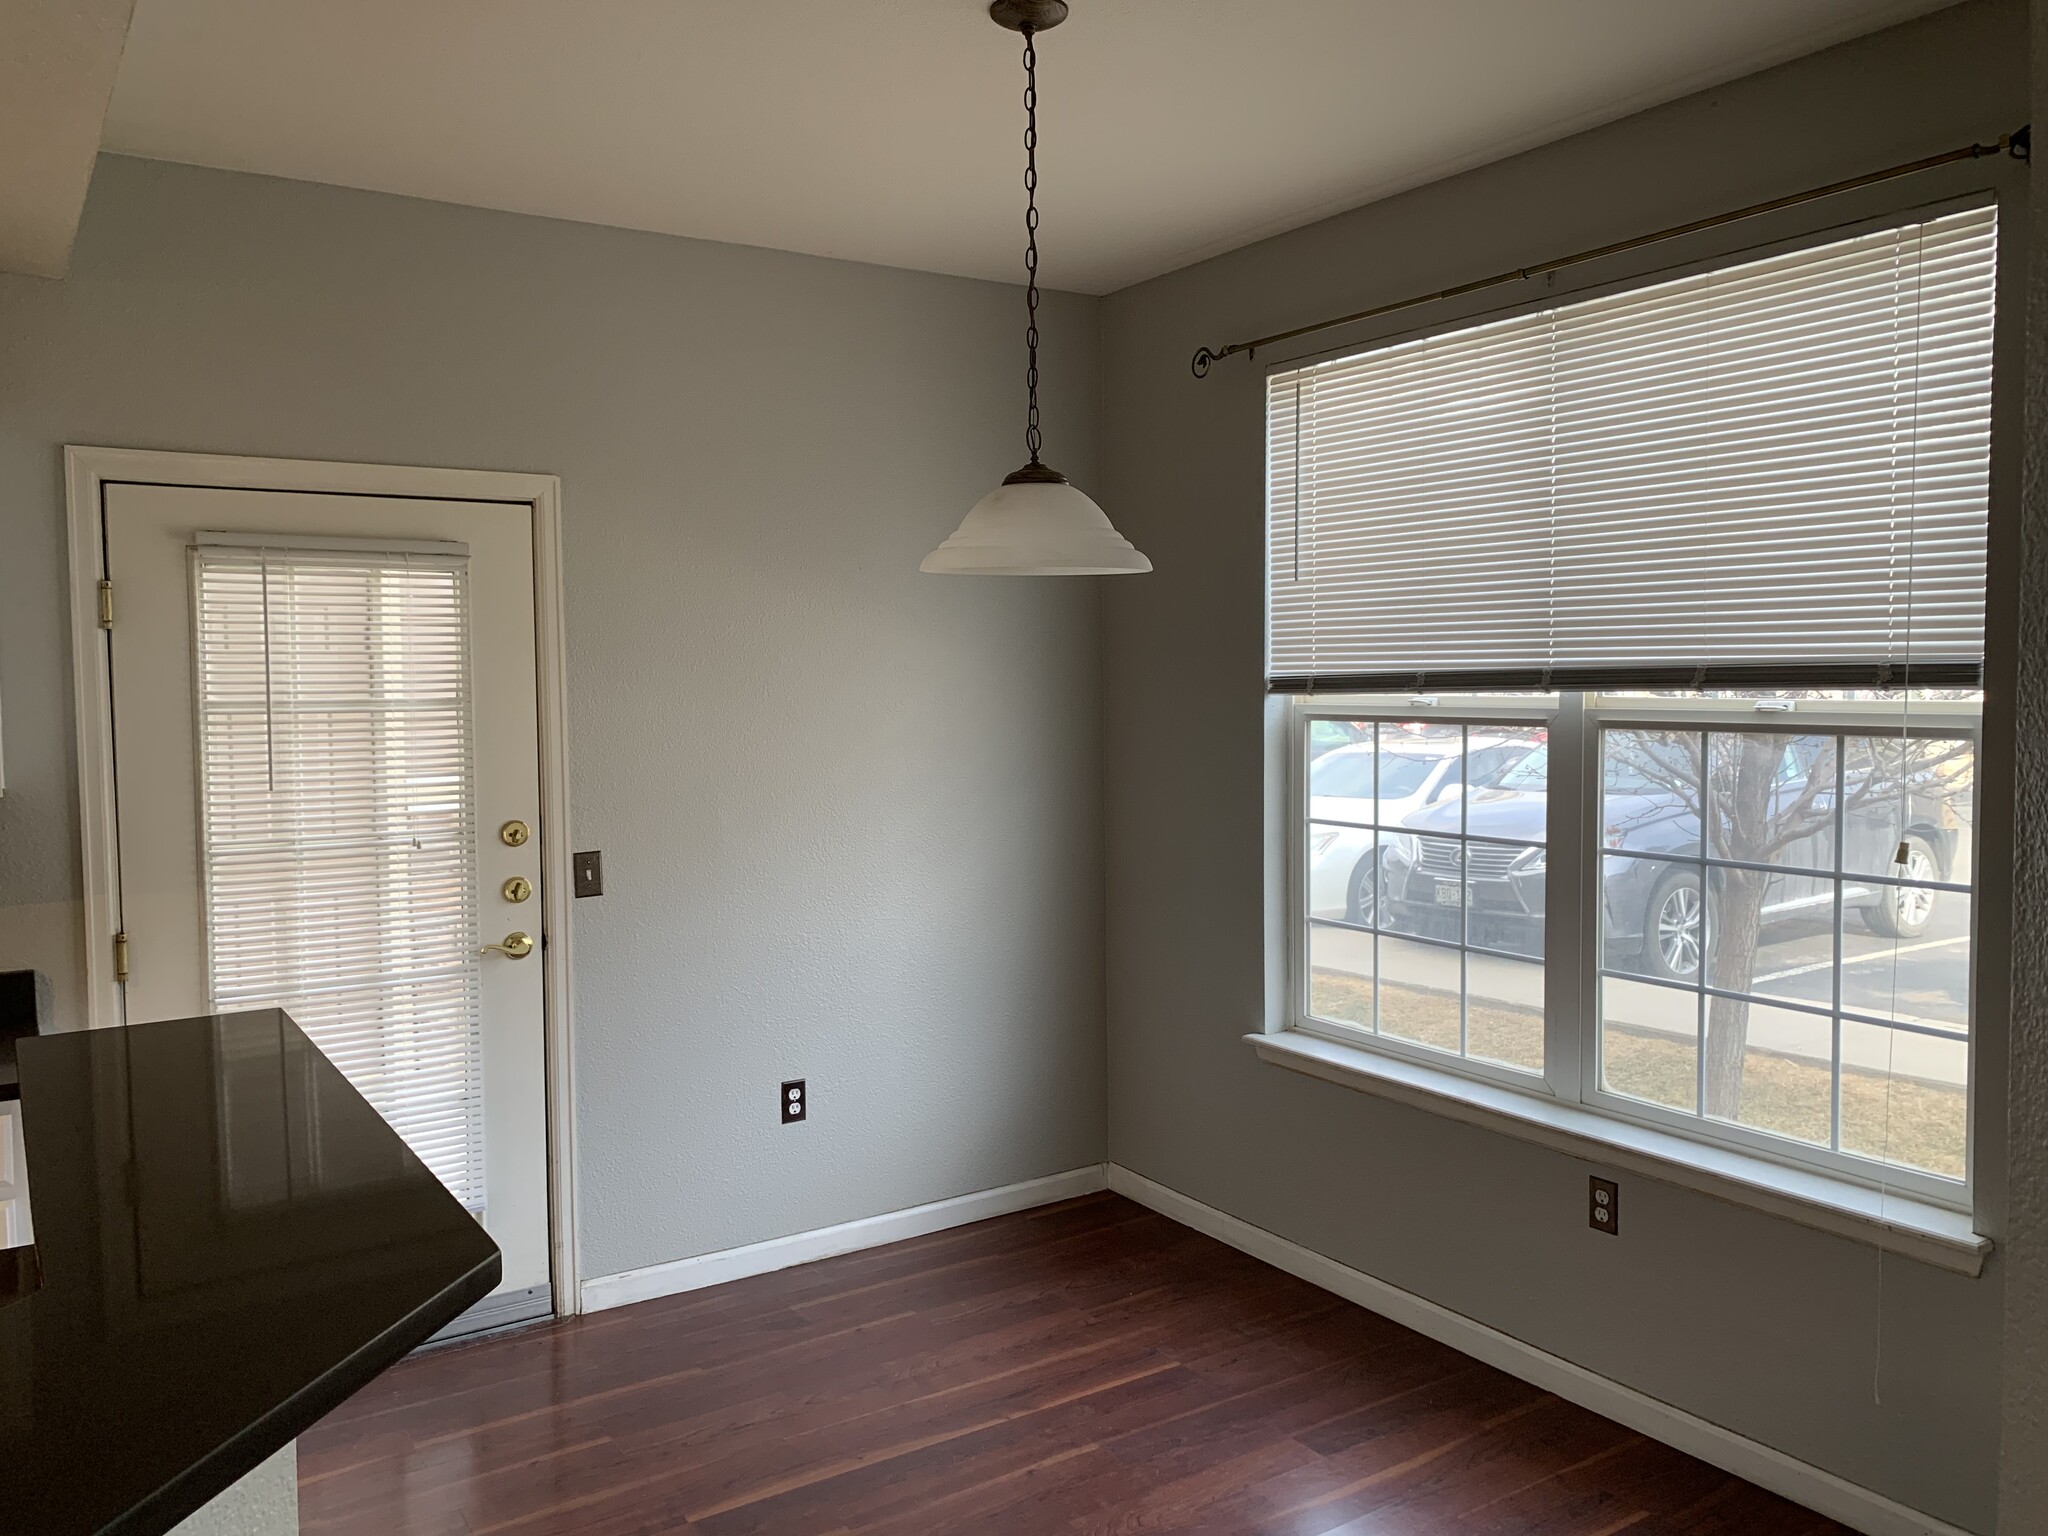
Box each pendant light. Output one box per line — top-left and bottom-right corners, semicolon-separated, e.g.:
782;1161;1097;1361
922;1;1151;576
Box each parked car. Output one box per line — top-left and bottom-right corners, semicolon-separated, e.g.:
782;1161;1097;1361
1307;731;1540;924
1379;736;1964;978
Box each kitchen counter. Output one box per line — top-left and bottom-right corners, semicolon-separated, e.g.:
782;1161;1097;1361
0;1010;500;1535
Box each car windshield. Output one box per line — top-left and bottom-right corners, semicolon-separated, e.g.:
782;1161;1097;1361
1495;745;1547;791
1377;753;1440;800
1309;752;1374;798
1309;750;1444;800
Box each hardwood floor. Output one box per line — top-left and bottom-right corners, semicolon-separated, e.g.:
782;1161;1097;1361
299;1193;1849;1535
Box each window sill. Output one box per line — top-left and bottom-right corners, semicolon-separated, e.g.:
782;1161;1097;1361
1248;1029;1991;1277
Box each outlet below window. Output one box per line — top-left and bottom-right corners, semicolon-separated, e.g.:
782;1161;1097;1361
1589;1176;1619;1235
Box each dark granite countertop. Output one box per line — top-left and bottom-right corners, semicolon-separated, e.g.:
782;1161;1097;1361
0;1011;501;1536
0;968;46;1100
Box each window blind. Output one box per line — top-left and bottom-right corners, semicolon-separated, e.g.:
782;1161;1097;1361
1266;204;1998;693
192;541;486;1211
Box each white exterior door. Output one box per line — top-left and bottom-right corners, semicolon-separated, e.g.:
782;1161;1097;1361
0;1101;27;1249
100;484;552;1309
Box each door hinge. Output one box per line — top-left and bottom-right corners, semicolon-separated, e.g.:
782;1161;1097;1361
112;931;130;984
97;579;114;630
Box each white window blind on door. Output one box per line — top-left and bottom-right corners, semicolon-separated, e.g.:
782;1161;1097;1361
1266;204;1998;692
191;540;486;1211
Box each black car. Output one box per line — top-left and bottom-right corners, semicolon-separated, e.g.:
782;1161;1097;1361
1381;735;1965;979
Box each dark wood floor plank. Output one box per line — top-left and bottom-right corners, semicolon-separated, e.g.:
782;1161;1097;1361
1440;1433;1736;1535
299;1194;1853;1536
690;1364;1208;1534
313;1197;1158;1442
603;1333;1182;1513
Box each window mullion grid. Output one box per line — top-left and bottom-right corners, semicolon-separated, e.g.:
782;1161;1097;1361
1547;694;1590;1104
1293;699;1973;1195
1843;733;1859;1155
1459;724;1469;1059
1371;719;1382;1039
1695;729;1708;1119
1294;707;1308;1030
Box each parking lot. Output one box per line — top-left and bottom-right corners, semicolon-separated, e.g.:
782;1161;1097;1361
1309;885;1969;1088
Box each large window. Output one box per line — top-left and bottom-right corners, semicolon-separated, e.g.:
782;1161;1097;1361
1272;205;1996;1202
1296;696;1977;1197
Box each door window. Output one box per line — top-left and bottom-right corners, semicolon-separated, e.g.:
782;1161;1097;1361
192;541;486;1211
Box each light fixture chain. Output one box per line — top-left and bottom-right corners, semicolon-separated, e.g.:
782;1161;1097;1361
1022;26;1042;464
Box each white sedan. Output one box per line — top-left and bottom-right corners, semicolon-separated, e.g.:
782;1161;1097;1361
1307;732;1539;923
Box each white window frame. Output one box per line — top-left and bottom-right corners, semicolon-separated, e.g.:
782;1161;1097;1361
1285;692;1980;1213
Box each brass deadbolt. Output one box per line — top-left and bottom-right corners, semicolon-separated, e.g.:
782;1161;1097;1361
500;820;531;847
502;876;533;903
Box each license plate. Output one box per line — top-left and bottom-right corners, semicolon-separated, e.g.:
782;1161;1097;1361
1433;882;1463;907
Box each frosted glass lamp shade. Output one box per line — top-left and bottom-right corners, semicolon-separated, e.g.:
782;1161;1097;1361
921;477;1151;575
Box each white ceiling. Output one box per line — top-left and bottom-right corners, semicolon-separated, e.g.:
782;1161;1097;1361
2;0;136;276
101;0;1960;295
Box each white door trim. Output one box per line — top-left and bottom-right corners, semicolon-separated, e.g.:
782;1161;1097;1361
63;445;583;1318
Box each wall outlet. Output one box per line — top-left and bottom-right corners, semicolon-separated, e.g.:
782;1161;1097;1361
1589;1176;1619;1235
572;850;604;897
781;1079;807;1124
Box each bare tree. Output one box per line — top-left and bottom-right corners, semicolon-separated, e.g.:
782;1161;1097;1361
1608;709;1971;1119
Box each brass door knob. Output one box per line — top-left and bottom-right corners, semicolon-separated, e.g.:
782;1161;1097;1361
481;932;534;960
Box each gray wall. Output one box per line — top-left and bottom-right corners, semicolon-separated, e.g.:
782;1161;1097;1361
1097;3;2024;1530
1999;1;2048;1527
0;155;1109;1282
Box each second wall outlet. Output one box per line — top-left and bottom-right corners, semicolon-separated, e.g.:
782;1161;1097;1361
781;1079;807;1124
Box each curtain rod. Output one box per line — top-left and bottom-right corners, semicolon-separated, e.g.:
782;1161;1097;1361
1189;127;2028;379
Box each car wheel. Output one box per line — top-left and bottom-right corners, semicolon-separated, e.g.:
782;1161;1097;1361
1346;851;1379;927
1861;834;1940;939
1645;868;1707;981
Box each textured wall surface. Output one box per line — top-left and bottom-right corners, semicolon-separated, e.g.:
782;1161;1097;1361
167;1446;297;1536
0;155;1108;1282
1997;3;2048;1528
1098;4;2023;1531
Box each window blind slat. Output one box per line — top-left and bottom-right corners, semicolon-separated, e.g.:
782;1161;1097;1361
1267;206;1998;691
193;545;487;1211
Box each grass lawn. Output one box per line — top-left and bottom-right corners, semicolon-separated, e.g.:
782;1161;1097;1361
1309;967;1965;1179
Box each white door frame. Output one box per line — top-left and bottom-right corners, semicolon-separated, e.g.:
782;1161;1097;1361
63;445;583;1317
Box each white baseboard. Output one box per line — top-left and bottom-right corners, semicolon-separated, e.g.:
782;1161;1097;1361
1106;1164;1972;1536
579;1165;1108;1314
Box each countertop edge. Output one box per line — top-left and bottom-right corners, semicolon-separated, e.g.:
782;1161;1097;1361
108;1248;503;1536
